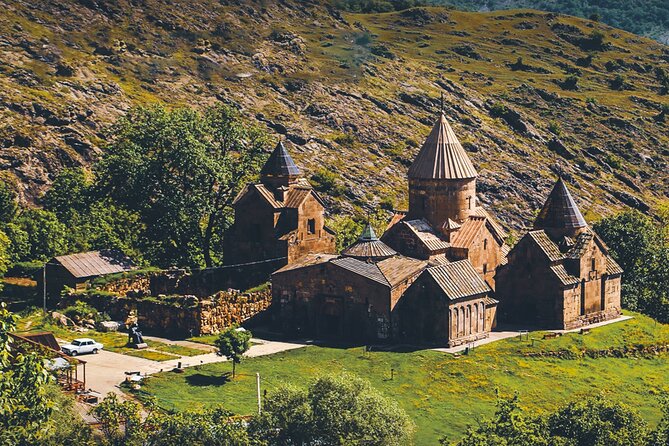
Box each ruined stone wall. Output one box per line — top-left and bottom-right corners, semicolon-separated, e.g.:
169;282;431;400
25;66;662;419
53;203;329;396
61;286;273;336
197;289;272;335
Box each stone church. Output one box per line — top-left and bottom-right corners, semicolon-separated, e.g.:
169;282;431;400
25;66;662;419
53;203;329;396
271;113;501;346
223;141;337;269
495;176;623;329
226;111;623;345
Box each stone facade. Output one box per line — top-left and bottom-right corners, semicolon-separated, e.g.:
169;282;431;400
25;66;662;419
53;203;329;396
495;178;623;329
223;141;336;270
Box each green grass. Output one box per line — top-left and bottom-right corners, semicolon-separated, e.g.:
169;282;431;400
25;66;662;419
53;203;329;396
187;334;220;346
139;312;669;445
124;350;179;362
150;343;208;357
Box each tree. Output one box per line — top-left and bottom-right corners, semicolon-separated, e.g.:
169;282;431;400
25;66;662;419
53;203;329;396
95;104;269;268
0;230;10;292
547;396;650;446
0;180;18;224
214;326;252;379
0;303;93;445
593;209;669;322
447;393;548;446
12;209;69;261
90;392;146;445
42;167;90;223
251;373;415;445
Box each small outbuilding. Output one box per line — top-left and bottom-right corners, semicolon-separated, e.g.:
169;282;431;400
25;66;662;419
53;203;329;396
43;250;135;301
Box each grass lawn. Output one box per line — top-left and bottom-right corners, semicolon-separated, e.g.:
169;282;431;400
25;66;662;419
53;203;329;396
16;311;203;358
139;312;669;445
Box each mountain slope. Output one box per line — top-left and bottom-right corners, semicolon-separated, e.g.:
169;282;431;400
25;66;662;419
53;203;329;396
0;0;667;231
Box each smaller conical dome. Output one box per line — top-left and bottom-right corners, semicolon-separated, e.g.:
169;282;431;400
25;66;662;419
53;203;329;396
341;224;397;262
534;176;587;237
261;141;301;187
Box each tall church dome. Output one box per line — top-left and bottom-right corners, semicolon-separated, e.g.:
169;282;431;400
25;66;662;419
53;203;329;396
534;176;587;239
407;113;478;227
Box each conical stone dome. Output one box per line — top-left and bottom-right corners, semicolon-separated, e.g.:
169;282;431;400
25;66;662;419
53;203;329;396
534;176;587;238
408;113;477;180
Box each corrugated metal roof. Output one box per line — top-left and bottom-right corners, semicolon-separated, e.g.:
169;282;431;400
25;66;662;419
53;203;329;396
260;141;301;178
534;177;587;231
330;257;390;287
377;256;427;287
404;219;451;251
54;250;134;279
550;264;580;286
606;256;624;276
528;230;564;262
407;113;477;180
450;216;486;249
427;260;491;300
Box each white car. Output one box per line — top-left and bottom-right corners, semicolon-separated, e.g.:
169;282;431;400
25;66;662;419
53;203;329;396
61;338;103;356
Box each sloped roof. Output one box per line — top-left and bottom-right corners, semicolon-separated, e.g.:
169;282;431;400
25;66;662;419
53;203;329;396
54;250;134;279
566;231;594;259
234;184;319;210
260;141;301;178
549;264;580;286
472;206;508;240
450;216;486;249
442;218;461;231
427;260;491;300
534;177;587;231
408;113;477;180
606;256;624;276
376;256;427;287
403;219;451;251
342;224;397;261
273;254;337;275
527;230;564;262
330;257;389;286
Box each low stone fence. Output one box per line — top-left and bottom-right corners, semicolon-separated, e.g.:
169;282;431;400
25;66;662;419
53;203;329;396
60;286;272;336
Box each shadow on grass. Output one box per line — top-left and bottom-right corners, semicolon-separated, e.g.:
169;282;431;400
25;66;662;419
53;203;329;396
186;372;231;387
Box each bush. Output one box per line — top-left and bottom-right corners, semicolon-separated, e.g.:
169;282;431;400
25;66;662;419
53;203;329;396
311;168;347;197
61;300;108;324
6;261;43;278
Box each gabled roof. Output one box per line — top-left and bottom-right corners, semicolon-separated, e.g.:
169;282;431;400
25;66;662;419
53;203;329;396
566;231;594;259
54;250;134;279
527;230;564;263
426;260;491;300
376;256;427;287
550;264;580;286
450;216;486;249
472;206;508;241
342;224;397;261
534;177;587;231
408;113;477;180
273;253;337;275
260;141;301;178
606;256;623;276
330;257;390;286
403;219;451;251
233;183;322;210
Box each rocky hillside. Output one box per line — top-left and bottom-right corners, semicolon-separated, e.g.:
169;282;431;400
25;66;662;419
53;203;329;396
0;0;667;232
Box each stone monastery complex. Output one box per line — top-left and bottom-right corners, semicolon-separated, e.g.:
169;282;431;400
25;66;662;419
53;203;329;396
226;112;624;346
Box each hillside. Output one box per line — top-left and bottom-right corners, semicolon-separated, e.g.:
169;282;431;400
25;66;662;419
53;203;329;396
0;0;668;231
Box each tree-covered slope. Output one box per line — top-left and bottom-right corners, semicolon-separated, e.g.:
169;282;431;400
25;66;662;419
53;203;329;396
0;0;667;231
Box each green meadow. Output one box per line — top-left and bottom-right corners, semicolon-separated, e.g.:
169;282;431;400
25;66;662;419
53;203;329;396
139;312;669;444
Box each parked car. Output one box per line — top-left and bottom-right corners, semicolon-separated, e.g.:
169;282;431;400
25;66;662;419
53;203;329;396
61;338;103;356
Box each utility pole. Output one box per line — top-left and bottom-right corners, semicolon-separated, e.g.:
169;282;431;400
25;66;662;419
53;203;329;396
256;372;262;415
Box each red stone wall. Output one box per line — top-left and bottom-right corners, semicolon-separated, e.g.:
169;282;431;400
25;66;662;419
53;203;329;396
408;178;476;226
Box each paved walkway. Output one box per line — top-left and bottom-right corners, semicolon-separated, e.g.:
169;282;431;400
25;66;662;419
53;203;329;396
432;314;633;354
74;337;307;399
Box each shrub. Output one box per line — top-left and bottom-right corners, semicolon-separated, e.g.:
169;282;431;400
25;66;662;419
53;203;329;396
61;300;108;324
311;168;346;197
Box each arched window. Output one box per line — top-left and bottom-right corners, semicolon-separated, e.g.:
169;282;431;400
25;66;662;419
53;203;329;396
484;239;488;250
